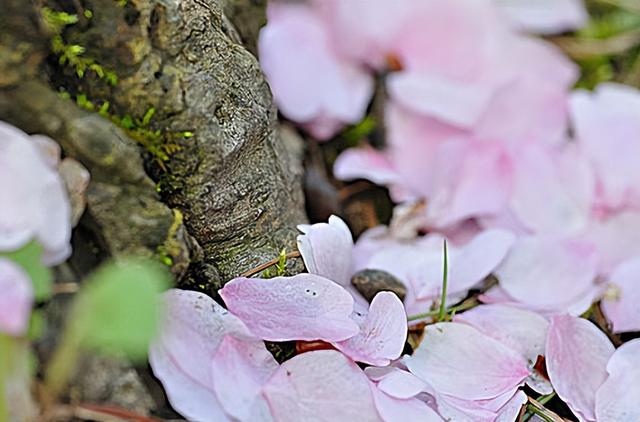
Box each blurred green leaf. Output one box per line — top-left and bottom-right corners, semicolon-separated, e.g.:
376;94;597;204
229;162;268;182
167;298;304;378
71;259;170;360
1;241;52;301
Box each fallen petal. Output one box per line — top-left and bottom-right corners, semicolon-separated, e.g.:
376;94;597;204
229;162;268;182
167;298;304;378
546;315;614;421
220;274;359;342
405;322;529;400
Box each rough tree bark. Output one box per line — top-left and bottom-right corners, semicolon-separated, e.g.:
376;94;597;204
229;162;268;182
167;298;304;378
0;0;306;415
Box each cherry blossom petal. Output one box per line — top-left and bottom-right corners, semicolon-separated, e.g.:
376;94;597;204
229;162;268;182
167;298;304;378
509;143;592;236
219;274;359;342
0;258;33;336
587;211;640;275
0;122;71;262
149;341;231;422
546;315;614;421
496;236;598;313
259;3;373;140
387;72;494;128
601;258;640;333
595;339;640;422
333;292;407;366
263;350;381;422
333;146;413;202
375;368;428;399
495;390;528;422
571;83;640;210
406;322;529;400
455;304;548;364
149;289;277;422
297;215;353;286
370;386;442;422
496;0;588;34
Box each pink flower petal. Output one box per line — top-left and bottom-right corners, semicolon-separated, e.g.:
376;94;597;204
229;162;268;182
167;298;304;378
219;274;359;342
455;304;548;364
0;122;71;263
375;368;428;399
495;390;528;422
587;211;640;275
406;322;529;400
297;215;353;286
263;350;381;422
571;83;640;210
259;3;373;140
509;143;592;236
496;0;588;34
496;236;598;313
333;146;413;202
601;258;640;333
149;289;277;421
595;339;640;422
387;72;494;128
370;385;443;422
333;292;407;366
546;315;614;421
0;258;33;336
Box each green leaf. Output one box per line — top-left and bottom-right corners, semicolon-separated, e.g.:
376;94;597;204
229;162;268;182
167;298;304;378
1;241;52;301
70;259;170;360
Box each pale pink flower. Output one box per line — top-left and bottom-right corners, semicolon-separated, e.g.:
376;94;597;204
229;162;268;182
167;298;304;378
0;121;72;265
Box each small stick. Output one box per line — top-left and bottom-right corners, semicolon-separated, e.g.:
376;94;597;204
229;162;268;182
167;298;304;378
240;251;301;278
52;282;80;295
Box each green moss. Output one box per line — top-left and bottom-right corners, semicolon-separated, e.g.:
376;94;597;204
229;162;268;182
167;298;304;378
157;209;184;267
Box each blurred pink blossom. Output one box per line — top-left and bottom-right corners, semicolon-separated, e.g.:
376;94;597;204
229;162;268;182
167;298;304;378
0;121;72;265
0;258;33;336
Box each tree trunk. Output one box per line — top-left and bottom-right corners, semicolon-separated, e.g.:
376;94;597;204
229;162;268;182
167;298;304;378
0;0;306;414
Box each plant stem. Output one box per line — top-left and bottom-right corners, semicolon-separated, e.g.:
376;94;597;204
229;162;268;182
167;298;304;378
437;239;448;322
407;297;479;322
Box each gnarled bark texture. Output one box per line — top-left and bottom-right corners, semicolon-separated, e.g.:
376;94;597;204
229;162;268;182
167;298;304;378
0;0;305;414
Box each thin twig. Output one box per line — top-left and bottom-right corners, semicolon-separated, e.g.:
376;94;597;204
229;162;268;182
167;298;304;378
524;397;565;422
52;282;80;295
240;251;301;277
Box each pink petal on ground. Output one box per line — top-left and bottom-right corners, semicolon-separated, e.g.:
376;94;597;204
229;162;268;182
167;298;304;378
219;274;359;342
333;292;407;366
495;390;528;422
375;368;428;399
297;215;353;286
455;304;548;364
259;3;373;139
496;0;588;34
496;236;598;313
0;258;33;336
211;336;279;421
595;339;640;422
333;146;413;202
370;385;443;422
0;122;72;262
387;72;494;128
405;322;529;400
601;258;640;333
509;143;592;236
149;341;231;422
546;315;614;421
149;289;277;422
586;211;640;275
263;350;381;422
455;304;551;393
571;83;640;210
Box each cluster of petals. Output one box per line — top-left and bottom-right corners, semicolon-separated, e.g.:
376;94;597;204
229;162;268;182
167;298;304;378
259;0;586;140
